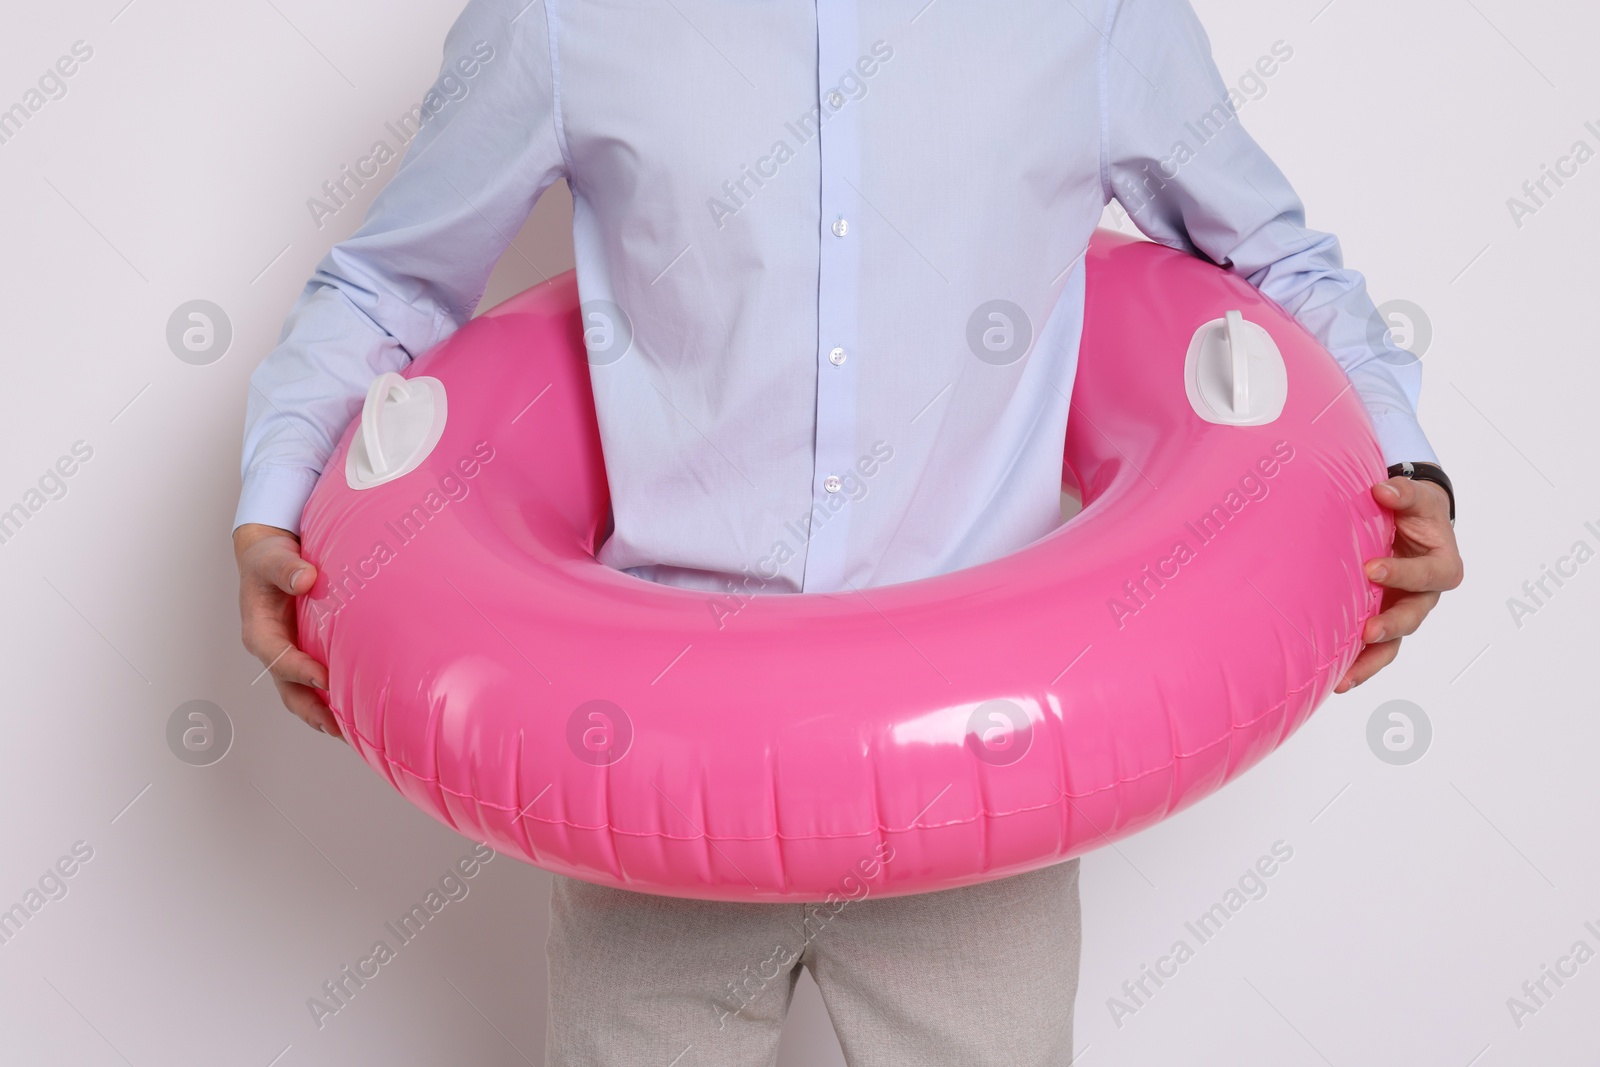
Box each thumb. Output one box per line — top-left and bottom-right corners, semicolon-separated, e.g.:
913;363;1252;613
258;538;317;596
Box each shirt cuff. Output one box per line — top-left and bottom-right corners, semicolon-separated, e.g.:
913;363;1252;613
233;465;323;537
1368;411;1440;471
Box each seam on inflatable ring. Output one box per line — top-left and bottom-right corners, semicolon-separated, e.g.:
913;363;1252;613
337;625;1361;842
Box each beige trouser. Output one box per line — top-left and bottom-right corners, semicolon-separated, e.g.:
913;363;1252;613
544;858;1081;1066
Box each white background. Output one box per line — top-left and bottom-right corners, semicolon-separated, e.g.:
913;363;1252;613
1;1;1595;1064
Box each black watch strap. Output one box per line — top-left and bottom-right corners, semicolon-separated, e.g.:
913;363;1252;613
1387;461;1455;524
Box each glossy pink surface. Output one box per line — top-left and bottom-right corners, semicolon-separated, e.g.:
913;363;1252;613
297;231;1392;901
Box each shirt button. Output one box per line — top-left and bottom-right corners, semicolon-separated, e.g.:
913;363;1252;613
824;475;842;494
828;90;845;108
828;347;846;366
832;217;849;238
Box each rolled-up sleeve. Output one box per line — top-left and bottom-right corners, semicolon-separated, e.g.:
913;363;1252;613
234;0;569;534
1101;0;1437;467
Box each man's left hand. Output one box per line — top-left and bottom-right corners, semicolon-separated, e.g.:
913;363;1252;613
1335;476;1463;693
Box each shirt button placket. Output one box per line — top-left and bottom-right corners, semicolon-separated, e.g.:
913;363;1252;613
802;0;863;593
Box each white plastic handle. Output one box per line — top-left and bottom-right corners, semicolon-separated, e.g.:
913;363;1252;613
361;372;410;477
1183;312;1285;427
1224;310;1249;415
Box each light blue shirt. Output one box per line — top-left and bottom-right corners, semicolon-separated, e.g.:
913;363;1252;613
236;0;1437;596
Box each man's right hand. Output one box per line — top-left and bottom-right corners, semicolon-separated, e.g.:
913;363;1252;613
234;522;343;740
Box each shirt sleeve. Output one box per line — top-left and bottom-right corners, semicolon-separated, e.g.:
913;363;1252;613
234;0;569;535
1101;0;1437;468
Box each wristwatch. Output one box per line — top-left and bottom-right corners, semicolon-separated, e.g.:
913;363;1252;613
1387;461;1455;525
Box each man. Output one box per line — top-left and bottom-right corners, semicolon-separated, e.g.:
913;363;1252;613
235;1;1462;1062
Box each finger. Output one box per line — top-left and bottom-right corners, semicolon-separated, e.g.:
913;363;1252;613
239;566;329;689
276;678;345;740
1366;552;1462;593
240;605;328;687
249;535;318;596
262;641;330;692
1363;590;1440;643
1372;476;1450;520
1335;636;1401;693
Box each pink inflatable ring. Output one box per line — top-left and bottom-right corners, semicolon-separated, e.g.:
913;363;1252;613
297;230;1391;902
